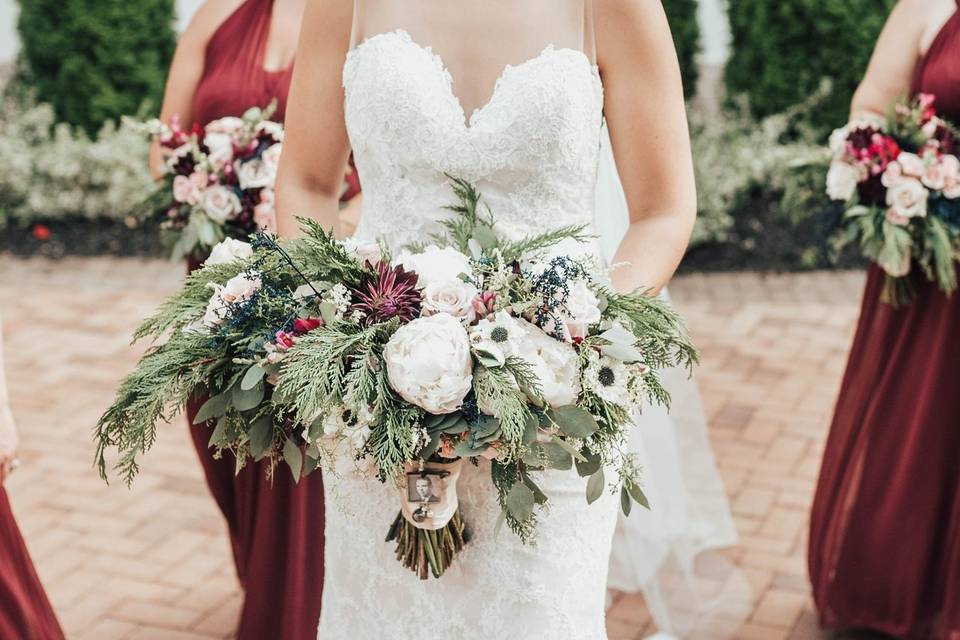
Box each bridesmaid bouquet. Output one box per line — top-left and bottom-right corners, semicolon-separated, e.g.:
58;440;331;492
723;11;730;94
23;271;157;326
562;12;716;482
827;94;960;306
133;103;284;262
96;178;697;580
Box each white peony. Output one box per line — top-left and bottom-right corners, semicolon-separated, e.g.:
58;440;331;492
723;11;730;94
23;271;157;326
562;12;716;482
236;158;275;191
202;271;262;328
421;279;479;323
394;246;473;288
260;143;283;173
206;116;245;135
201;185;242;224
384;313;473;414
826;161;862;201
204;238;253;266
886;177;928;220
514;321;581;407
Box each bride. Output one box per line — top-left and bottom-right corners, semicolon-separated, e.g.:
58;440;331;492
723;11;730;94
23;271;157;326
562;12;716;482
274;0;696;637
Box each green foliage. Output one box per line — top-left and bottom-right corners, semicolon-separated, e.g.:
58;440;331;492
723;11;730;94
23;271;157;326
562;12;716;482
663;0;701;98
725;0;897;133
16;0;176;136
0;99;153;228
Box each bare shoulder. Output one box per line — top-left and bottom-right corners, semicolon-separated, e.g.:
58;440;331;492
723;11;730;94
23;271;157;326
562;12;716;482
180;0;247;45
594;0;674;65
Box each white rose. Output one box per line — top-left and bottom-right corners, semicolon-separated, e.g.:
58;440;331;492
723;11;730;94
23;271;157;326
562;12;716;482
886;177;928;220
204;131;234;168
201;185;242;224
261;143;283;173
896;152;926;178
421;279;479;323
394;246;473;288
236;158;275;191
384;314;473;414
341;238;383;265
826;161;862;201
515;321;581;407
560;280;602;341
828;126;850;156
202;271;262;328
206;116;245;135
922;160;948;191
204;238;253;266
256;120;285;143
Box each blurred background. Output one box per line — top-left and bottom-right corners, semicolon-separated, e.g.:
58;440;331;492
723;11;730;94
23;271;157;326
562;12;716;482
0;1;894;639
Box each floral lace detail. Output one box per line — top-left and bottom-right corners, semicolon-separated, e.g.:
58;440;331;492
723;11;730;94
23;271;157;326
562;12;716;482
343;29;605;252
320;29;617;640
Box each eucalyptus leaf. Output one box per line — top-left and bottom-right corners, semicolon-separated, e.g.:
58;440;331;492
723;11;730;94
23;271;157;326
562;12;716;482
586;468;605;504
505;481;535;522
626;480;650;510
549;436;587;463
232;381;265;412
621;486;632;517
472;224;499;251
241;364;266;391
302;455;321;477
420;431;444;459
318;301;338;326
575;449;603;477
442;418;470;435
208;416;230;449
453;439;487;458
539;442;573;470
193;393;229;425
522;415;539;446
283;438;304;482
249;416;273;460
522;474;548;506
547;406;599;439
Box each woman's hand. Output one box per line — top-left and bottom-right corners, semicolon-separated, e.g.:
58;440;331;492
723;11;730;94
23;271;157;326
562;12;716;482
597;0;698;294
0;404;18;485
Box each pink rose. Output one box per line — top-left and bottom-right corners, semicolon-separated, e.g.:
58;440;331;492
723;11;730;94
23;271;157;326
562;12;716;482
172;175;199;204
922;161;947;191
261;144;283;172
253;201;277;232
205;116;245;135
885;209;910;226
881;161;904;188
274;331;296;350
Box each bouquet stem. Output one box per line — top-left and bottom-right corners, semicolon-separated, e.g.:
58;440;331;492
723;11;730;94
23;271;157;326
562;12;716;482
882;275;916;308
386;510;469;580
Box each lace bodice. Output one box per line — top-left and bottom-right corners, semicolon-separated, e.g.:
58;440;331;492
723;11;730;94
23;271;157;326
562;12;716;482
344;29;604;249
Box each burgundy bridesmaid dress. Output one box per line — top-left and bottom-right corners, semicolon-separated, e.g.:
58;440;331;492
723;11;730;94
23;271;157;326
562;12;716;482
0;488;64;640
185;2;344;638
808;7;960;639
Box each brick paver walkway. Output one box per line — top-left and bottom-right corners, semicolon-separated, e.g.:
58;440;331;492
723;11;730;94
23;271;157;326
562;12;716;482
0;257;866;639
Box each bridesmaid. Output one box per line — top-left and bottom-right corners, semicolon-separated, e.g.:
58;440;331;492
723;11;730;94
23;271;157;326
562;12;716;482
150;2;357;638
808;1;960;638
0;320;64;640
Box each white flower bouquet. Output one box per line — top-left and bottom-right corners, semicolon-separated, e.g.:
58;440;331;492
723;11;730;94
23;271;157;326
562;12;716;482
95;178;697;581
827;94;960;305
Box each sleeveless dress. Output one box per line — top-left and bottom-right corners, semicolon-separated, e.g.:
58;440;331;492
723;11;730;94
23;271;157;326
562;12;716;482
317;28;618;640
0;489;64;640
186;3;327;639
808;7;960;639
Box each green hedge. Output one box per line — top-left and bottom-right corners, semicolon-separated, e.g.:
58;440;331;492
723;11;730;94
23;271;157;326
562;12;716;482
725;0;896;133
17;0;176;137
664;0;701;97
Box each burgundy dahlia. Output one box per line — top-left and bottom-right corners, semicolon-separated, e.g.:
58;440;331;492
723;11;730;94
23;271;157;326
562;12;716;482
349;261;422;326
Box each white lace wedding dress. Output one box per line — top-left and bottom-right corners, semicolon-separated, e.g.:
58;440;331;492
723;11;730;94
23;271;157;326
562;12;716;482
317;3;622;639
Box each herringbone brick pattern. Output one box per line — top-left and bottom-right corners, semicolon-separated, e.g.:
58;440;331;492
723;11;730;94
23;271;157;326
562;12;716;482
0;258;865;639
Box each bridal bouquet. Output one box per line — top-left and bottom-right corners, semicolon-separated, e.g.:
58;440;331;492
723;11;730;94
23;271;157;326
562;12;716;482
134;103;283;261
827;94;960;305
96;178;697;580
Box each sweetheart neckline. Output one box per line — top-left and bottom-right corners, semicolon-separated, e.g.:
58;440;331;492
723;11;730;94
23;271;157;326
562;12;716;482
345;28;600;131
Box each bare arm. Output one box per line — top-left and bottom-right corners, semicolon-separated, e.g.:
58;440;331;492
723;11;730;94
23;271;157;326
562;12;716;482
148;0;243;179
850;0;951;119
597;0;697;293
0;321;18;484
274;0;355;239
